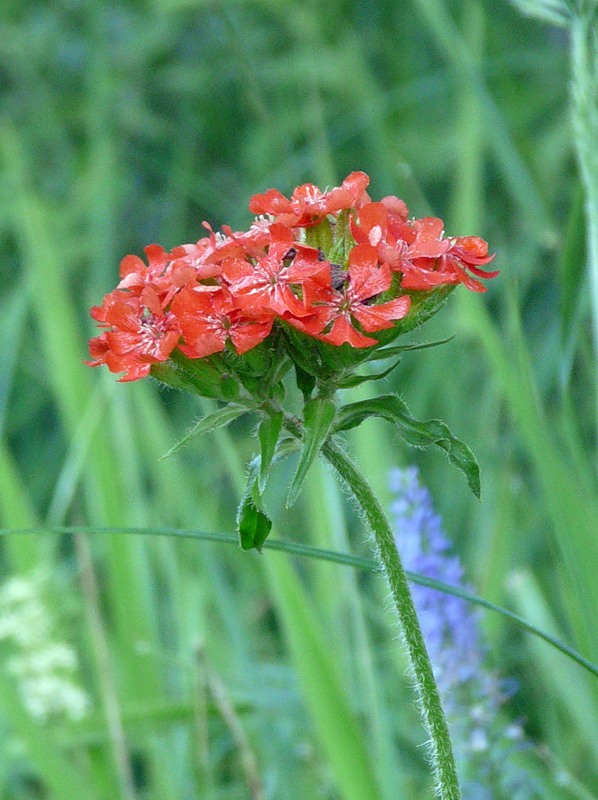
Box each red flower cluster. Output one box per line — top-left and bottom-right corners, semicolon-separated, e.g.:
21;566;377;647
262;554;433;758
87;172;497;381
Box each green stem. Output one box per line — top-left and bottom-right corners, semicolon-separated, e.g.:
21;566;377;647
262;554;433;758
570;11;598;459
283;414;461;799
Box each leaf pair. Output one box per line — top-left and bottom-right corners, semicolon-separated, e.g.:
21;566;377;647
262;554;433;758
237;436;304;550
287;397;337;507
238;398;337;550
160;388;480;556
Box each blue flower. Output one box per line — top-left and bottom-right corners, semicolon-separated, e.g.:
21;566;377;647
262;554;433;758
389;466;540;797
389;466;483;709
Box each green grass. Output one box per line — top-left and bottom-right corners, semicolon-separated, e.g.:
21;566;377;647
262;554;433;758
0;0;597;797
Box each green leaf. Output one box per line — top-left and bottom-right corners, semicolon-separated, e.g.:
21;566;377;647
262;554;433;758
336;358;401;388
160;404;251;460
287;397;337;507
334;394;481;498
237;495;272;552
257;411;283;492
369;335;455;360
237;461;272;551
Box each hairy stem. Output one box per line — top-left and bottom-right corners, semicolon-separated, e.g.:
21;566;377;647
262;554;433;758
283;414;461;799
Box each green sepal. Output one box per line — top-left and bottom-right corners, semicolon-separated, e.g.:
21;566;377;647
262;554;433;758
160;403;251;460
237;460;272;552
257;411;284;492
151;356;233;400
221;375;244;400
283;326;324;379
304;217;334;252
336;358;401;389
334;394;481;498
235;341;272;374
327;237;346;266
330;209;353;264
294;363;317;398
287;396;337;507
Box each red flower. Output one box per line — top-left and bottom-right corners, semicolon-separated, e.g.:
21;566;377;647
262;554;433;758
351;200;413;270
400;220;498;292
170;219;273;277
116;244;199;309
169;239;224;281
353;206;498;292
86;291;181;382
290;243;411;348
249;172;370;227
117;244;171;292
171;286;275;359
223;224;330;318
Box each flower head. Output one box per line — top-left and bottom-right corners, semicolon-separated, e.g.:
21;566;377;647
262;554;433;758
86;171;496;387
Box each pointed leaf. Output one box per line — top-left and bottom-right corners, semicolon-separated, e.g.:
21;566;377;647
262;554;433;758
334;395;480;498
369;335;455;360
237;497;272;552
257;411;284;492
238;498;272;552
160;404;251;460
237;460;272;551
336;358;401;388
287;397;337;507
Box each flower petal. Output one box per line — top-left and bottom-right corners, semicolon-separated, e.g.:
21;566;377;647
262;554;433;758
352;295;411;332
319;315;377;348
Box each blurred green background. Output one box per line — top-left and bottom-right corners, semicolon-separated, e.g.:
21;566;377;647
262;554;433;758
1;0;597;798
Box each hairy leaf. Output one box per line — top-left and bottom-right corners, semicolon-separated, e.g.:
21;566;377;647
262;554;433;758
335;395;480;498
336;358;401;388
369;335;455;360
287;397;337;507
237;460;272;551
160;404;251;460
257;411;284;492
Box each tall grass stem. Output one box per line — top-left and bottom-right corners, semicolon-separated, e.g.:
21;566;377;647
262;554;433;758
570;12;598;462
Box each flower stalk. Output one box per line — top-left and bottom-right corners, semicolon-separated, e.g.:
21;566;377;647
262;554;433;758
324;442;461;800
282;413;461;799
